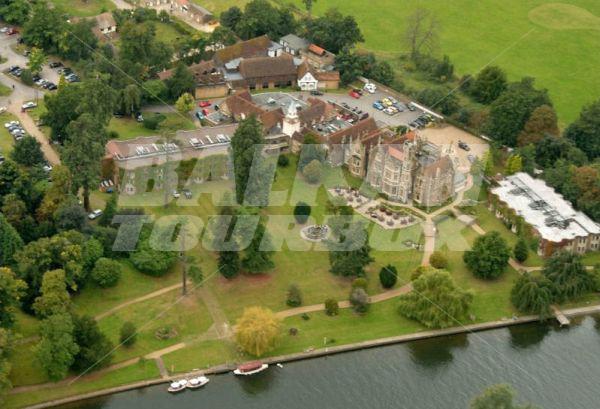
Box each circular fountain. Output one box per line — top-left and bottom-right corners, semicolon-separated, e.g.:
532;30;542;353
300;224;330;242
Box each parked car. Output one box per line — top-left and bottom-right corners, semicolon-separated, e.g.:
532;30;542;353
372;102;384;110
198;100;211;108
458;141;470;151
364;83;377;94
172;190;181;198
0;27;8;34
135;113;144;122
0;107;6;114
310;90;324;96
7;28;18;35
201;108;209;116
349;90;361;99
407;102;417;111
21;101;37;110
42;164;53;173
49;61;62;68
360;113;369;120
182;189;192;199
88;209;103;220
195;111;204;120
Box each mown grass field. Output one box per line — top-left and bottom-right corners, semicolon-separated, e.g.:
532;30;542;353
0;112;16;155
286;0;600;124
51;0;116;17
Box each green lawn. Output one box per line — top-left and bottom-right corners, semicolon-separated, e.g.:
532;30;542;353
192;0;251;15
0;111;17;156
4;360;160;409
51;0;116;17
0;82;11;96
289;0;600;124
97;289;213;363
108;113;196;141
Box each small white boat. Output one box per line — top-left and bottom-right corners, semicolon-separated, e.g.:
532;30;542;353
167;379;188;393
233;361;269;376
187;376;210;389
276;363;283;368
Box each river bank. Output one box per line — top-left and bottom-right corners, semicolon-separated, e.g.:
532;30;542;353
16;302;600;409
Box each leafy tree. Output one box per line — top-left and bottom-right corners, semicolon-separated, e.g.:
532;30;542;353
286;284;302;307
535;136;585;169
429;251;448;269
20;68;34;86
54;199;88;232
242;222;274;274
142;79;168;104
235;306;280;356
505;154;523;175
303;159;323;184
33;269;70;318
485;77;551;146
27;48;47;75
0;214;23;267
293;201;311;224
0;268;27;328
71;315;113;372
99;194;118;227
564;98;600;159
91;258;122;288
277;154;289;168
10;136;45;167
0;0;30;25
118;20;172;79
63;113;109;211
234;0;297;41
324;298;339;316
0;160;20;197
218;250;240;279
469;66;507;104
120;84;142;116
130;226;177;277
166;63;195;100
220;6;243;29
42;83;82;143
398;269;473;329
513;238;529;263
517;105;558;146
35;313;79;381
22;2;66;53
510;273;553;318
542;251;594;302
175;92;195;114
328;221;373;277
464;232;511;279
470;384;539;409
304;9;363;53
379;264;397;289
416;87;460;115
15;233;84;310
0;328;15;397
231;115;265;204
58;20;98;61
120;322;137;347
349;287;369;313
77;77;117;126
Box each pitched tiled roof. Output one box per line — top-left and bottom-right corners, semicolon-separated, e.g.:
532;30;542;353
315;71;340;81
422;156;453;178
328;117;379;144
238;55;297;80
299;98;335;126
214;35;272;64
308;44;325;56
224;93;264;118
259;108;284;131
95;12;116;30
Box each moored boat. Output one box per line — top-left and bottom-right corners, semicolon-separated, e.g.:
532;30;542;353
187;376;210;389
233;361;269;376
167;379;188;393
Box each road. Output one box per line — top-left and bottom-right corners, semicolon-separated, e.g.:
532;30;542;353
0;30;61;164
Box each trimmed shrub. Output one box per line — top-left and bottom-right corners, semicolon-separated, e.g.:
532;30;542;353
286;284;302;307
351;277;368;290
277;154;289;167
379;264;397;289
514;238;529;263
120;322;137;346
349;288;369;313
91;258;122;288
302;159;322;184
293;201;311;224
429;251;448;269
324;298;339;316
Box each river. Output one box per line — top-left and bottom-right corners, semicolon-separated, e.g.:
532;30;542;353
60;315;600;409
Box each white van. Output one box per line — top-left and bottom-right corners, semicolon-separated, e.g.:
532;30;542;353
364;83;377;94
